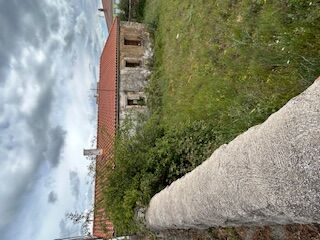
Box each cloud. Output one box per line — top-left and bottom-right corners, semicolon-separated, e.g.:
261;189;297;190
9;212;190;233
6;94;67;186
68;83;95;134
69;171;80;199
48;191;58;204
59;219;80;238
0;0;104;239
59;220;70;236
47;127;67;167
74;12;88;35
0;0;68;233
64;11;88;51
0;0;50;81
64;31;76;51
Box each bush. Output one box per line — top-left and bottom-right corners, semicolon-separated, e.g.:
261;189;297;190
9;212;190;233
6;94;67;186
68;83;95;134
118;0;146;22
104;0;320;235
103;115;223;235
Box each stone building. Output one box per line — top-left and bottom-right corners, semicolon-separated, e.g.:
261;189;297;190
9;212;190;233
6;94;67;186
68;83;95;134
92;3;152;238
119;21;152;127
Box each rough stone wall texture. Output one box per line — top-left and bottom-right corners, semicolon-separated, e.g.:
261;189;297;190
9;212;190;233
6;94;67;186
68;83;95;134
119;21;152;126
146;78;320;231
120;21;153;68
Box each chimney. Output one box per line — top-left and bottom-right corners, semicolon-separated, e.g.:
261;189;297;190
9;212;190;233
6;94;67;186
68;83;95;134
83;149;103;156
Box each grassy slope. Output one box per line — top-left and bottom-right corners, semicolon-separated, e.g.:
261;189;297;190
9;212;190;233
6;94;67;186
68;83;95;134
145;0;320;140
105;0;320;235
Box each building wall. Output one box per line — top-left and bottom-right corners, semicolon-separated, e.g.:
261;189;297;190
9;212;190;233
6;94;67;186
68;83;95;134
101;0;114;32
119;21;152;127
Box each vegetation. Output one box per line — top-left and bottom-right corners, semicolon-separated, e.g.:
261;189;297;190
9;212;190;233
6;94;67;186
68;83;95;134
104;0;320;235
118;0;146;22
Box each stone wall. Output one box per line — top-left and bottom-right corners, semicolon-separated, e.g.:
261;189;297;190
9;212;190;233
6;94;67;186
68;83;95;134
119;21;152;127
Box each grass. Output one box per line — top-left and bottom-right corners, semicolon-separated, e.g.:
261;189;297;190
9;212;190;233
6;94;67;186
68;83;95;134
145;0;320;131
104;0;320;235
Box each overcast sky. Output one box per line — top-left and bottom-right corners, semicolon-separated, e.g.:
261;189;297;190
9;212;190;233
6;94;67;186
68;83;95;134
0;0;107;239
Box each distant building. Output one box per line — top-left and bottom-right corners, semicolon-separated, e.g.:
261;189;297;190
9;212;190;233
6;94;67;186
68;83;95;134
93;2;152;238
100;0;114;32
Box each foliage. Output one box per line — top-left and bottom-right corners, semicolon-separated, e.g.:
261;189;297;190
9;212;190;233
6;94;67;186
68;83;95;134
104;117;223;235
65;210;93;236
104;0;320;235
118;0;129;20
118;0;146;22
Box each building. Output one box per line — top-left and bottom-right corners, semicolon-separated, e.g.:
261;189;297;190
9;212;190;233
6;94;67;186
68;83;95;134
118;21;152;127
92;2;152;238
100;0;114;31
93;17;118;239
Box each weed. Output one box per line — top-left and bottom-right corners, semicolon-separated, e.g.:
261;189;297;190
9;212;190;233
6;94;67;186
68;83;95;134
104;0;320;235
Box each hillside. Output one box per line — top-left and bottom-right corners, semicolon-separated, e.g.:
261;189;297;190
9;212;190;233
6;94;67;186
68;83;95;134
104;0;320;235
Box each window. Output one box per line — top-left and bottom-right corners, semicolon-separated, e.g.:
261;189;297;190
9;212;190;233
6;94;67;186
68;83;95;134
124;38;142;46
125;60;141;68
127;99;137;105
127;97;145;106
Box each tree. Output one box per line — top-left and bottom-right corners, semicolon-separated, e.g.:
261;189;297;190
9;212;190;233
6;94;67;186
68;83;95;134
66;209;94;236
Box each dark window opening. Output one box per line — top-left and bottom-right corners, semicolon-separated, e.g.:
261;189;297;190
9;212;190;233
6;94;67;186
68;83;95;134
125;61;141;68
127;97;145;106
127;99;137;105
124;38;142;46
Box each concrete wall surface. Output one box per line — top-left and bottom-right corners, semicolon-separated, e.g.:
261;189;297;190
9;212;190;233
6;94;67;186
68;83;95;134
146;78;320;230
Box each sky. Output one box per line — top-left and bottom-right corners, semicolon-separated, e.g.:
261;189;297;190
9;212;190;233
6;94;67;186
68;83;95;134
0;0;107;239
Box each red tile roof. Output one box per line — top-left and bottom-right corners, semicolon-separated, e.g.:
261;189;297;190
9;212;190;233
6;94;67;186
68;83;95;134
93;17;119;239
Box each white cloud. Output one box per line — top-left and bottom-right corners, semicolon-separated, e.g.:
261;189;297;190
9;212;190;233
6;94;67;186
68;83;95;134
0;0;105;239
75;12;87;35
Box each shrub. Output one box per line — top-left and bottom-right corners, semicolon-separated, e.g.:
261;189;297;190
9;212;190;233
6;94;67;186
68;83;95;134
118;0;146;22
103;115;223;235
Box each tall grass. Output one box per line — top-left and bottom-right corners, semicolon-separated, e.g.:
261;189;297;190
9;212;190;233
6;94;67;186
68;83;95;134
104;0;320;235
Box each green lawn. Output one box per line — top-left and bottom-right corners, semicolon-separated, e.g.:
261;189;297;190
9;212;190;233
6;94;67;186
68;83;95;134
105;0;320;235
